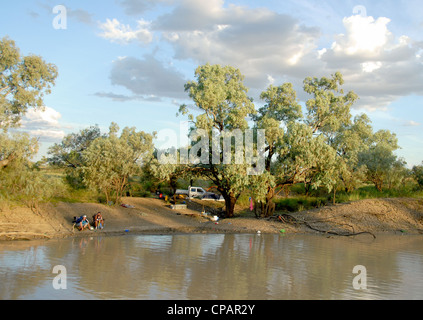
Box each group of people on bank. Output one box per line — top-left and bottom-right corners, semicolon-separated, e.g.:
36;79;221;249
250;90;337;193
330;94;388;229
74;212;105;231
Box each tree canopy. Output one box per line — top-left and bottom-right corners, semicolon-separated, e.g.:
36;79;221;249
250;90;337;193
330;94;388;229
176;64;257;217
82;123;155;204
0;37;62;212
1;37;58;130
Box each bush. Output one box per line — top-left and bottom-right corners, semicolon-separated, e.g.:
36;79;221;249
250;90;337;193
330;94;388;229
412;163;423;189
334;183;419;203
1;165;67;213
274;196;327;212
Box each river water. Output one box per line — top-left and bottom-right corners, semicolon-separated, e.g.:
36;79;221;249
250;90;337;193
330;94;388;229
0;234;422;300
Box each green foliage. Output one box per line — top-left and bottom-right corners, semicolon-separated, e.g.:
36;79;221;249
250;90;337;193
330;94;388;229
173;65;417;217
358;130;403;191
304;71;358;134
251;72;365;215
82;123;155;204
47;125;103;168
0;162;66;213
253;82;302;173
0;37;58;130
412;162;423;189
0;132;39;169
180;63;255;131
256;83;303;124
277;121;339;192
47;125;103;189
1;44;417;218
335;184;420;203
274;196;327;212
329;114;373;192
52;184;101;204
175;64;257;217
0;36;63;212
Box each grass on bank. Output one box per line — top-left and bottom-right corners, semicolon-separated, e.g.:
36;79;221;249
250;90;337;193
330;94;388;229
272;182;423;213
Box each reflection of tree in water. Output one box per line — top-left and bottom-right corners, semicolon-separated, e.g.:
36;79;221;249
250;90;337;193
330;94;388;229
72;235;423;300
1;235;422;299
0;245;48;299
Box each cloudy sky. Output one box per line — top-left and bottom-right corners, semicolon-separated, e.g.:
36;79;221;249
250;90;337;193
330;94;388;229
1;0;422;166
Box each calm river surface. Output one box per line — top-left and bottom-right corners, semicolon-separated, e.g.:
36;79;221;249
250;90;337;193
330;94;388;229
1;234;422;300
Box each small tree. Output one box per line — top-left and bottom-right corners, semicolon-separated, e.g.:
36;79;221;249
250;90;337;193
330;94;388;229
358;130;401;192
47;125;103;188
0;147;66;213
82;123;155;204
6;167;66;214
412;162;423;189
330;114;373;192
0;132;38;169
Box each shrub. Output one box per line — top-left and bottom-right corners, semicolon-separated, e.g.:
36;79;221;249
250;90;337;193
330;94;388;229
1;165;67;213
412;163;423;189
274;196;327;212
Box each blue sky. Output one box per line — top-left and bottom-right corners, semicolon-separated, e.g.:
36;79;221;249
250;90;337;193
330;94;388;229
1;0;422;166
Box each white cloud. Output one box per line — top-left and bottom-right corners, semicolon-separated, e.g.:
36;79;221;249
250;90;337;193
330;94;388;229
266;75;275;86
404;120;421;127
19;107;66;142
104;0;423;112
331;16;393;57
29;129;66;140
319;13;423;110
154;0;320;91
98;18;153;45
361;61;382;73
21;106;62;128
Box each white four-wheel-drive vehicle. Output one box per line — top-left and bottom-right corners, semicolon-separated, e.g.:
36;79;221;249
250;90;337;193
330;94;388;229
175;186;224;201
175;186;206;199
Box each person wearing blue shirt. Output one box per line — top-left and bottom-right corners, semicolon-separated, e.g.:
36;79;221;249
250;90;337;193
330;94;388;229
75;215;92;231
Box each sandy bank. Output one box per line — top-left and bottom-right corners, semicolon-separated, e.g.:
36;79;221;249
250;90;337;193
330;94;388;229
1;197;423;241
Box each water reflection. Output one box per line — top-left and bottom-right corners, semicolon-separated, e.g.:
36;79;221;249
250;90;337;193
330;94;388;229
0;234;422;300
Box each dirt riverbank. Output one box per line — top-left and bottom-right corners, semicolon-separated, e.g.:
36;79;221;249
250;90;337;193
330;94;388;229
1;197;423;241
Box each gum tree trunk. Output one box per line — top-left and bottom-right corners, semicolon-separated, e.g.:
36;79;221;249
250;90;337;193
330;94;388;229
222;193;237;218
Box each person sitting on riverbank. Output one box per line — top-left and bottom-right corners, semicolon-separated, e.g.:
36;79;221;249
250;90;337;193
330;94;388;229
92;212;105;230
74;215;92;231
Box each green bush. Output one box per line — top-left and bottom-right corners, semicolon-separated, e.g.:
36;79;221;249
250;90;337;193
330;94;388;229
333;182;422;203
1;165;67;212
412;163;423;189
274;196;327;212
